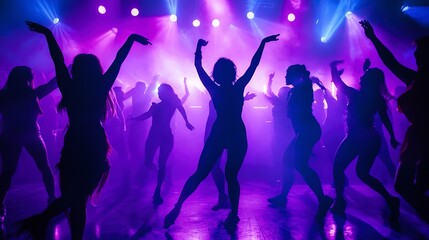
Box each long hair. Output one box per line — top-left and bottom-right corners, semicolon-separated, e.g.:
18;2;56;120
362;68;394;103
212;58;237;85
158;83;180;105
4;66;34;93
57;54;115;122
2;66;42;114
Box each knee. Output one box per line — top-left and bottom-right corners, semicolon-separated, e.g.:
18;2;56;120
225;172;238;184
394;179;408;196
294;161;309;174
355;168;370;181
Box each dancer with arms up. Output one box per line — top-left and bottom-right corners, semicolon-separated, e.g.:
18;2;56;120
22;21;151;240
360;20;429;222
164;34;279;229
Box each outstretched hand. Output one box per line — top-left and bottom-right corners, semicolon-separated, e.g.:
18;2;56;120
330;60;345;76
197;39;209;47
131;34;152;45
359;20;375;40
186;122;195;131
262;34;280;43
269;72;275;80
244;92;257;101
26;21;51;35
363;58;371;72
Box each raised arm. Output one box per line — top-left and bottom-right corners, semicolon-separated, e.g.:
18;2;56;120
195;39;217;95
181;77;190;104
378;101;400;149
360;20;417;86
35;75;58;99
236;34;280;89
104;34;152;91
330;60;355;97
176;103;195;131
131;103;154;121
26;21;71;92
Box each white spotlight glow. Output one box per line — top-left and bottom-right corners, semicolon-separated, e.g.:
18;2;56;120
401;5;409;12
52;18;59;24
192;19;200;27
170;14;177;22
321;36;328;43
247;11;255;19
345;11;352;18
98;5;106;14
212;19;220;27
131;8;139;16
287;13;296;22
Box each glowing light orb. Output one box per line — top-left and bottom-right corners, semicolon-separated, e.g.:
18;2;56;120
345;11;352;18
212;19;220;27
53;18;59;24
247;11;255;19
287;13;296;22
111;27;118;34
98;5;106;14
131;8;139;16
401;5;409;12
321;36;328;43
170;14;177;22
192;19;200;27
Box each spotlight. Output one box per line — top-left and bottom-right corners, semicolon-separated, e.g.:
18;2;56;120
98;5;106;14
192;19;200;27
345;11;352;18
170;14;177;22
212;19;220;27
321;36;327;43
131;8;139;17
401;5;409;12
111;27;118;34
53;18;59;24
287;13;296;22
247;11;255;19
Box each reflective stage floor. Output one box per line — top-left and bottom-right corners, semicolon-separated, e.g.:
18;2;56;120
2;179;428;239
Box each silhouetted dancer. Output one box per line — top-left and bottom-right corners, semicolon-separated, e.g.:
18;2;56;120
130;83;194;205
206;92;256;211
125;76;158;169
0;67;57;222
264;72;292;183
361;20;429;222
267;64;333;220
21;21;151;240
329;60;400;227
164;35;279;229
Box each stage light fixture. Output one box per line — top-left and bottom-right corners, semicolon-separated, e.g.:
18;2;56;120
212;19;220;27
345;11;352;18
170;14;177;22
247;11;255;19
131;8;139;17
193;19;200;27
287;13;296;22
98;5;106;14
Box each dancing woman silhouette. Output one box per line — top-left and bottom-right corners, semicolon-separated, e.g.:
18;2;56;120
265;72;292;183
23;21;151;240
360;20;429;222
0;68;57;221
329;60;400;226
206;92;256;211
267;64;333;220
164;35;279;229
131;83;194;205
